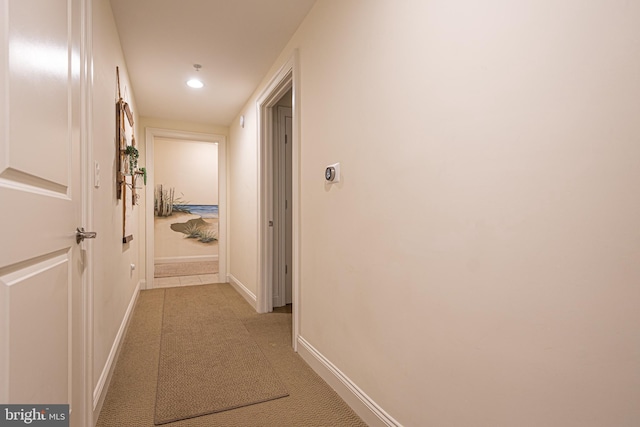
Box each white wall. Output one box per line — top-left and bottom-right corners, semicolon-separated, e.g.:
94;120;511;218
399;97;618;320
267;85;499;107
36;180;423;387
139;116;229;139
229;1;640;426
91;0;143;416
228;104;259;293
154;138;219;205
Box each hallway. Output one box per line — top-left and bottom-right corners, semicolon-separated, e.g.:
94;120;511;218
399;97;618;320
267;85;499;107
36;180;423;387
96;283;365;427
2;1;639;426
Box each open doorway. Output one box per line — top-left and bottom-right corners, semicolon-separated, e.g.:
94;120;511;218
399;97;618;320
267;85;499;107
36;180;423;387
272;90;293;309
153;138;220;286
145;128;227;289
257;51;300;349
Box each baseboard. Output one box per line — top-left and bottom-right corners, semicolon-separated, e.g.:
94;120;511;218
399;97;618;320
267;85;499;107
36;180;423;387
92;280;141;421
155;255;218;264
227;274;257;310
297;336;402;427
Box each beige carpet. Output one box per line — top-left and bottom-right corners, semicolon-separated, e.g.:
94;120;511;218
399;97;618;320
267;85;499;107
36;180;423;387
96;283;366;427
154;287;289;424
154;261;218;278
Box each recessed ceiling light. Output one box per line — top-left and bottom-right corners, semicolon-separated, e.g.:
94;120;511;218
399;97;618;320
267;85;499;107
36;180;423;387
187;79;204;88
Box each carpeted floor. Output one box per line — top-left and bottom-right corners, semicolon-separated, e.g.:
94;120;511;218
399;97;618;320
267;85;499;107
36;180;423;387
96;283;367;427
155;286;289;424
154;261;218;278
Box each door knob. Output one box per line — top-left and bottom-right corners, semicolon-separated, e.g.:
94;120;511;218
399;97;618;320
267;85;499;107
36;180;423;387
76;227;97;244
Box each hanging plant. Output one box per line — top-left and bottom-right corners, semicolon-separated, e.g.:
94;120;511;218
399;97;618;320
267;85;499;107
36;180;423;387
124;145;139;173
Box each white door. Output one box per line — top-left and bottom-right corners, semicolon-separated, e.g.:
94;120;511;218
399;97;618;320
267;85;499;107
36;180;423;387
284;113;293;305
0;0;87;425
273;106;292;307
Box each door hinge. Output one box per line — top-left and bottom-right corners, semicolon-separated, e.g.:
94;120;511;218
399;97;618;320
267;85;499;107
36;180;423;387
285;265;288;274
285;199;288;209
285;134;288;144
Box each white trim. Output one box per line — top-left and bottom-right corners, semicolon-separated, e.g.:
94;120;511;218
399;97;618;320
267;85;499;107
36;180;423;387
92;281;140;418
145;128;227;290
291;51;301;351
218;132;228;281
256;50;301;351
297;336;402;427
80;0;94;424
227;274;257;310
0;0;7;174
154;255;218;264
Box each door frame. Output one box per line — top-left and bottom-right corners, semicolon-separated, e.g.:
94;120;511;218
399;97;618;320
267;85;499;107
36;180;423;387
80;0;94;424
257;50;300;350
144;128;227;288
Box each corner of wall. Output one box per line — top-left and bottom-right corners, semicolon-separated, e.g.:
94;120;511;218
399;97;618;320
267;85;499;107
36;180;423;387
227;274;257;310
296;336;402;427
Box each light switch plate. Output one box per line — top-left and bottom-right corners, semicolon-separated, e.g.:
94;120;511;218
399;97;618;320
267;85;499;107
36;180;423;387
94;161;100;188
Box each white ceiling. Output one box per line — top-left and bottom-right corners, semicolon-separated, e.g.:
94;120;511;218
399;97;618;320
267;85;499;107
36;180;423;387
109;0;316;126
